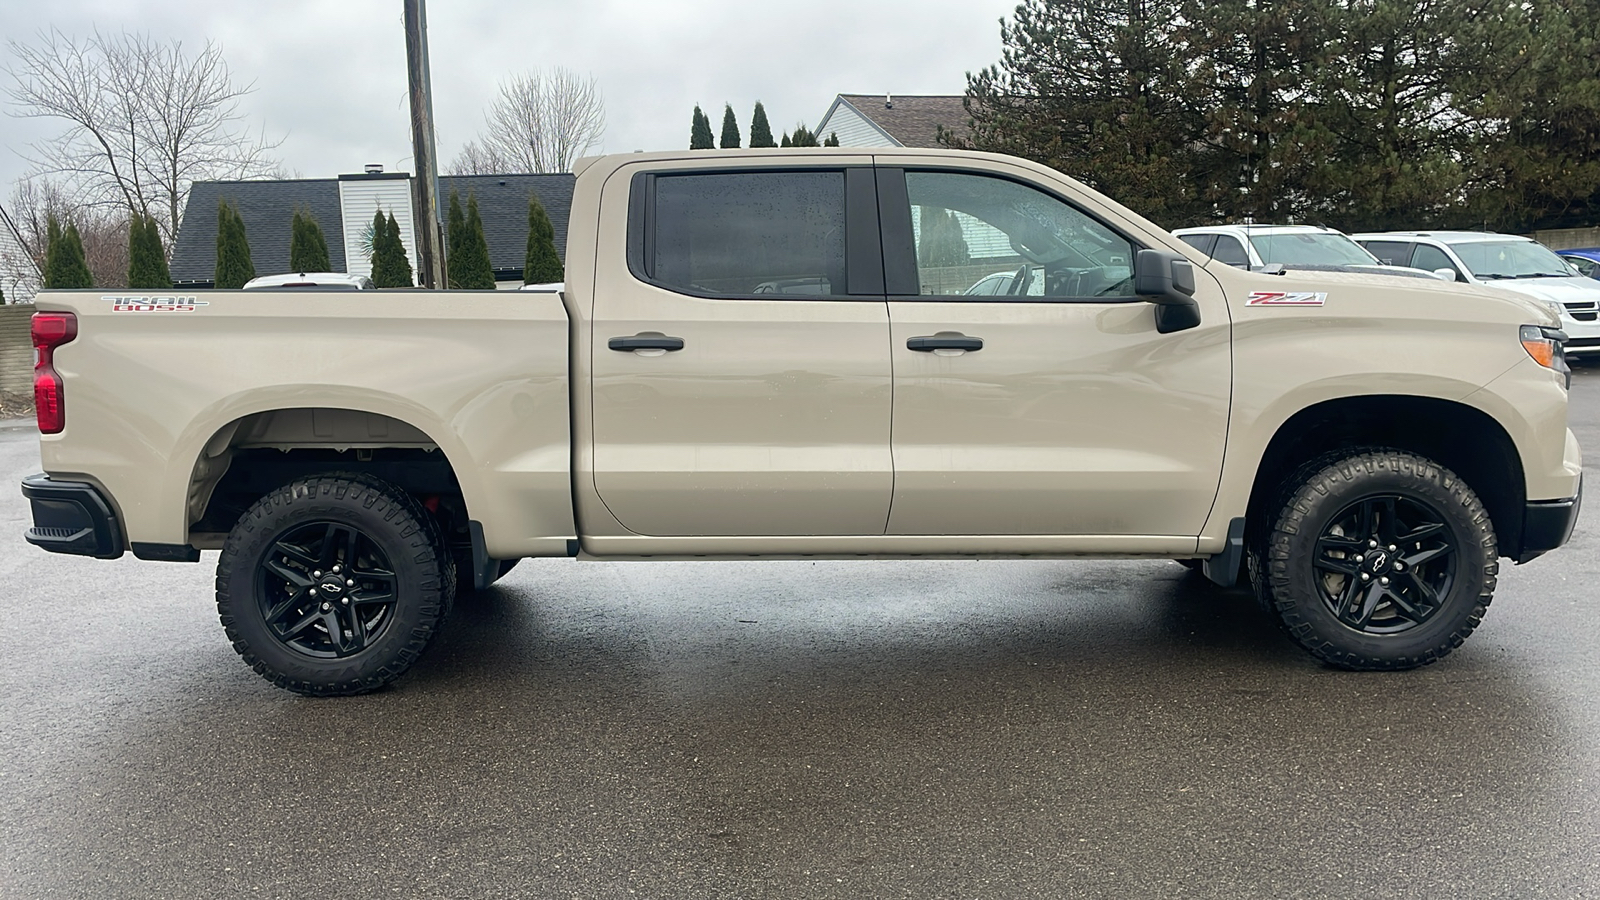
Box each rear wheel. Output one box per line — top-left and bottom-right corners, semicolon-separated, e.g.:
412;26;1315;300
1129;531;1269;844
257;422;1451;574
1261;450;1497;670
216;474;452;696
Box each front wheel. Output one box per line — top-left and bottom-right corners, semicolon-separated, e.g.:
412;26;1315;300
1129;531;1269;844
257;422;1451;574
216;474;453;696
1261;450;1498;670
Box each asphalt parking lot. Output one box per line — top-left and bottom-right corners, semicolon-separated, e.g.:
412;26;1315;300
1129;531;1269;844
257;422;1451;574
1;364;1597;900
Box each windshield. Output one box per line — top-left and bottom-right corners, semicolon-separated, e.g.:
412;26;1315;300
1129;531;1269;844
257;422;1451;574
1447;240;1571;279
1248;232;1378;266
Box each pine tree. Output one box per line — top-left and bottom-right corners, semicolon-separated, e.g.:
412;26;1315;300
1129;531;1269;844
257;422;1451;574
719;104;741;149
289;207;331;272
780;133;792;148
446;189;467;282
690;104;716;149
449;193;496;289
918;206;971;267
523;192;563;284
749;101;777;148
128;213;172;289
214;200;255;289
789;124;820;147
824;133;840;147
45;216;94;288
371;210;413;287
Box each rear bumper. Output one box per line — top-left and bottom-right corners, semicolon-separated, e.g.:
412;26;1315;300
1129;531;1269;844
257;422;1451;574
1518;476;1582;563
20;473;124;559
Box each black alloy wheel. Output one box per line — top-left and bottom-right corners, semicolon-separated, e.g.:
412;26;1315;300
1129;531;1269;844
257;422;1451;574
1261;449;1497;670
217;474;453;696
258;521;400;659
1311;494;1457;635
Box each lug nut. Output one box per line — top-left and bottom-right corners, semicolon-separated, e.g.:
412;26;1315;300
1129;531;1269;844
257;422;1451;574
341;597;349;605
321;602;331;611
347;579;355;587
1380;577;1390;586
1369;539;1378;548
1393;562;1404;571
309;588;318;596
313;570;322;578
1355;555;1364;563
1360;573;1370;581
332;565;341;574
1388;545;1397;552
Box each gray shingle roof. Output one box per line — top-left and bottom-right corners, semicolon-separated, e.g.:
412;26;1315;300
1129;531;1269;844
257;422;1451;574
171;178;344;284
170;172;576;286
835;94;970;148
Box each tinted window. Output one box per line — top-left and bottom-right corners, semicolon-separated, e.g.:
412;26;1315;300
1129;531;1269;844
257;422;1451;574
1411;244;1461;280
1362;241;1415;267
1212;236;1250;267
648;171;847;297
1178;233;1218;256
904;171;1135;299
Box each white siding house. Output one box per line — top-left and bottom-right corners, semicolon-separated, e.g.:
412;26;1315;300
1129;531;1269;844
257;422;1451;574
337;172;417;280
0;203;41;305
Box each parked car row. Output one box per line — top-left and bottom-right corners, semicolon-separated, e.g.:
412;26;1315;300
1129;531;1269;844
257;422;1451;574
1153;223;1600;357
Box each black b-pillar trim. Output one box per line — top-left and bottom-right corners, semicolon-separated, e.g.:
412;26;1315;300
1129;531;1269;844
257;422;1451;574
845;167;885;295
874;167;920;296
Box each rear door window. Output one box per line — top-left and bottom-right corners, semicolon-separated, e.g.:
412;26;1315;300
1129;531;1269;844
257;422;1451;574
1362;241;1416;267
641;171;849;297
1178;233;1218;256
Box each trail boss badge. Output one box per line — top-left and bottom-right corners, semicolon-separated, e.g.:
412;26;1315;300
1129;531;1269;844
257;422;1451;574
1246;291;1327;307
105;296;209;312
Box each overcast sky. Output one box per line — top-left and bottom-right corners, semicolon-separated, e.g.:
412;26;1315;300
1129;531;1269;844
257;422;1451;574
0;0;1016;194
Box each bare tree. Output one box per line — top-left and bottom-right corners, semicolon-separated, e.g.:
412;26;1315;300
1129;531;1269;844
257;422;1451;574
449;68;605;174
6;29;281;246
7;175;128;288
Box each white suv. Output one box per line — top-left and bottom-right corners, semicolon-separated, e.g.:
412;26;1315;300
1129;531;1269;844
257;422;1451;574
1353;231;1600;357
1171;224;1444;280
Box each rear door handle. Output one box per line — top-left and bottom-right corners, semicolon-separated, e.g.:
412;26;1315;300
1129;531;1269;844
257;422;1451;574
608;333;685;352
907;333;983;352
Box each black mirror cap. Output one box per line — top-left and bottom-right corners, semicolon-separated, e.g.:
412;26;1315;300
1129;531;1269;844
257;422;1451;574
1134;248;1202;334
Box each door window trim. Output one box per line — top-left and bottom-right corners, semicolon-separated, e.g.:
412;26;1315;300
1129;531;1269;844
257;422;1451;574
625;167;886;301
876;166;1151;304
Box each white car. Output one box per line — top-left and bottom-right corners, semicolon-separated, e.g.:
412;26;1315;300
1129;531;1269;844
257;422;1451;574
1354;231;1600;357
1172;224;1446;280
242;272;374;291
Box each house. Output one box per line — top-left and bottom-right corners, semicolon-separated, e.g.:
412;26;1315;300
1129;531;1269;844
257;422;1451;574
169;167;575;289
815;94;971;149
0;201;42;304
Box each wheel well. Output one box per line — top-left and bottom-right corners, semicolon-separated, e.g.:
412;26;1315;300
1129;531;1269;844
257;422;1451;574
1246;396;1526;557
186;408;471;554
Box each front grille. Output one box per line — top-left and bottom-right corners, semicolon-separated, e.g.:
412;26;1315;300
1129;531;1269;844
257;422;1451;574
1565;336;1600;348
1574;312;1598;322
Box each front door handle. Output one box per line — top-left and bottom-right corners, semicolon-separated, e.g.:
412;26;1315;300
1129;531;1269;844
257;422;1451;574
608;333;685;352
907;332;983;352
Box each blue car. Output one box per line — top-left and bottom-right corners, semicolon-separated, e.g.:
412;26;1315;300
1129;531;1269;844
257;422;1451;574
1556;247;1600;279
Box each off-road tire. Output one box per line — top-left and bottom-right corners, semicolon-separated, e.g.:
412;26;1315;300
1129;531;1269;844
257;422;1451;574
216;474;453;696
1262;449;1497;670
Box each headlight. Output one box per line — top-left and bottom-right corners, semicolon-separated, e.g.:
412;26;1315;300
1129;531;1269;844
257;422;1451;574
1521;324;1570;388
1547;301;1567;319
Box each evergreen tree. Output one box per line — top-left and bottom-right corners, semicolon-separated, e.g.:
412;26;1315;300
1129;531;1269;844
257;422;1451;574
918;206;971;267
44;217;94;289
446;189;467;278
371;210;413;287
450;193;496;289
289;207;331;272
214;200;255;289
780;133;792;148
749;101;777;148
523;192;563;284
958;0;1205;225
690;105;716;149
824;133;840;147
789;123;820;147
719;104;741;149
128;213;172;289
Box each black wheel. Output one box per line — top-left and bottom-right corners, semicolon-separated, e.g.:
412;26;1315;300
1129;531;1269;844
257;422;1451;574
216;474;453;696
1262;450;1497;670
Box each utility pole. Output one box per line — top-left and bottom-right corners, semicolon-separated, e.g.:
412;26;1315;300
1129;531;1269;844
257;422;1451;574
404;0;446;289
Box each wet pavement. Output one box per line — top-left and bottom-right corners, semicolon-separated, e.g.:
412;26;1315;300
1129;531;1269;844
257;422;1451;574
2;366;1597;899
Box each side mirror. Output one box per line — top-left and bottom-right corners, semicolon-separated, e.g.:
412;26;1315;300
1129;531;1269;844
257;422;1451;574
1135;248;1201;334
1432;268;1458;282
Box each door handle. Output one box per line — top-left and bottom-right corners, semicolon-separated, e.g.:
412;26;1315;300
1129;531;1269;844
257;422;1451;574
907;333;983;352
608;333;685;352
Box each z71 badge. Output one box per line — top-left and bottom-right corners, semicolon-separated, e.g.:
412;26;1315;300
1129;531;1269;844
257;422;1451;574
104;295;209;312
1246;291;1327;307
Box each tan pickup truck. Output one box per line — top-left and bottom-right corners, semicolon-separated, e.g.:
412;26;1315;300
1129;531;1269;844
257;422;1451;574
21;148;1583;695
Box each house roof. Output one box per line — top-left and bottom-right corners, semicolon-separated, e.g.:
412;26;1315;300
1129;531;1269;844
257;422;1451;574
831;94;970;148
170;172;576;286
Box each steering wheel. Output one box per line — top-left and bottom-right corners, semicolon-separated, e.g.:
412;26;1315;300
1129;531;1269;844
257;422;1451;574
1007;264;1032;296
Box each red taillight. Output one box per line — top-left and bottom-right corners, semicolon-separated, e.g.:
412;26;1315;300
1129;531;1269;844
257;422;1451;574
32;312;77;435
